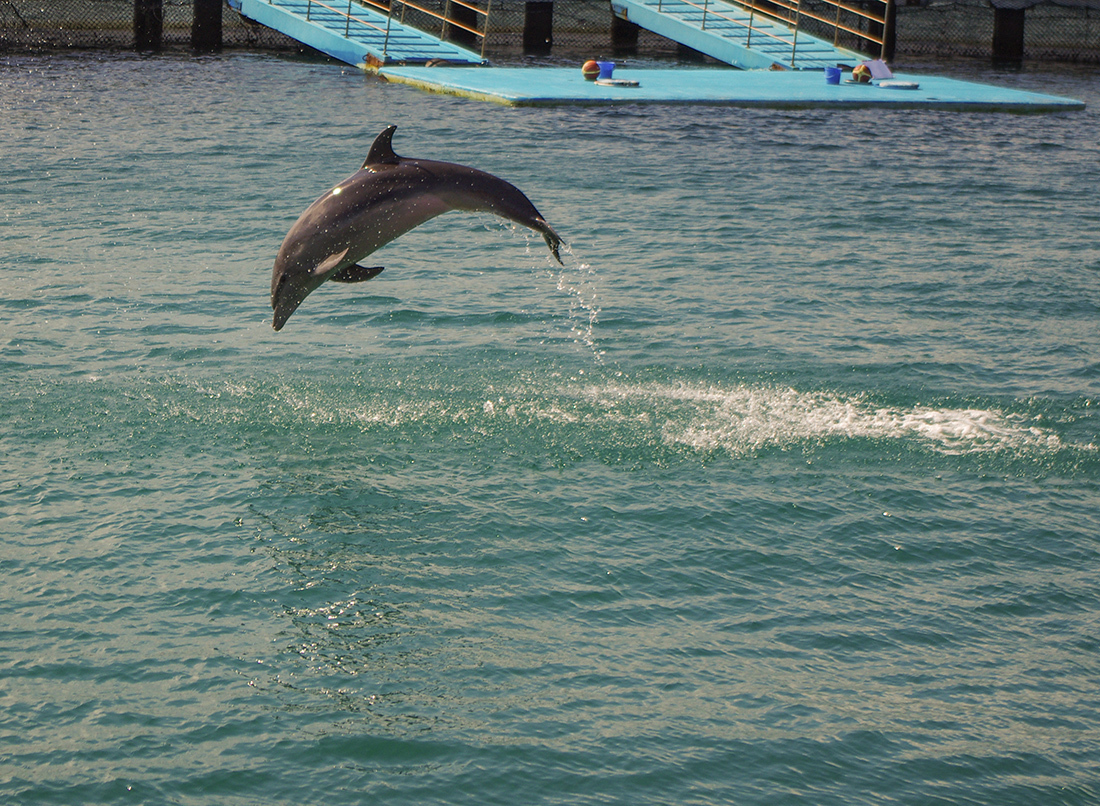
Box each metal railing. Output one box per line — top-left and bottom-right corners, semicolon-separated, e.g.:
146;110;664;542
382;0;491;56
759;0;893;59
294;0;491;60
655;0;800;63
302;0;388;38
654;0;892;66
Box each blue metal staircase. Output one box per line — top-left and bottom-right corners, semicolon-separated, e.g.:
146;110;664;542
229;0;486;67
611;0;865;70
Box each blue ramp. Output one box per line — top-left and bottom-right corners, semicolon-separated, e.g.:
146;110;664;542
611;0;862;70
229;0;485;67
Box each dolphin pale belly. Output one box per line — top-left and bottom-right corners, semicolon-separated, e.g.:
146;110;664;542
270;125;564;331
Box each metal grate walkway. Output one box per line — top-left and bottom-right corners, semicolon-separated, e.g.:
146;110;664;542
611;0;863;70
230;0;485;67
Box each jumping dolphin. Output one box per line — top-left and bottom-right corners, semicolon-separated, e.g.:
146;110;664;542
270;125;564;331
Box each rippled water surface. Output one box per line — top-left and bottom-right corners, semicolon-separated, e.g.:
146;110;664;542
3;53;1100;805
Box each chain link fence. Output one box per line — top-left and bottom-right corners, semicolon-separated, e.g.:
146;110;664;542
0;0;300;50
896;0;1100;62
2;0;1099;62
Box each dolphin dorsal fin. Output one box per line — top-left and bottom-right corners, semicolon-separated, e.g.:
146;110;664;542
362;125;400;168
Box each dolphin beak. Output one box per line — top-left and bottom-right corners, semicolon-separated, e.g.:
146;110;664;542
271;275;303;331
271;293;304;331
271;307;291;331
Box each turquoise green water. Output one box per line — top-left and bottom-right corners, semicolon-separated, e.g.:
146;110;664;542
2;53;1100;805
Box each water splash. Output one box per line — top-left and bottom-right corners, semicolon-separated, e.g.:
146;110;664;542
496;221;603;360
546;243;603;361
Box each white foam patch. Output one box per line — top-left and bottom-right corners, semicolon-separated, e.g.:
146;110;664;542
575;382;1070;456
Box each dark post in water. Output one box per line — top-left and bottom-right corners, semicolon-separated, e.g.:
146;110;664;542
192;0;224;52
522;1;554;56
133;0;163;51
882;0;896;61
611;14;640;57
992;5;1026;65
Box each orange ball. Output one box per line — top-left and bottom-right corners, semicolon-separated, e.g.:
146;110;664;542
852;63;872;83
582;60;600;81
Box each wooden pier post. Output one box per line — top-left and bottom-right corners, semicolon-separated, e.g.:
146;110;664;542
523;1;554;55
133;0;163;51
611;14;640;57
992;6;1026;65
882;0;896;61
192;0;224;52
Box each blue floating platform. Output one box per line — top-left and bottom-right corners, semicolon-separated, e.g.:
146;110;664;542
377;67;1085;112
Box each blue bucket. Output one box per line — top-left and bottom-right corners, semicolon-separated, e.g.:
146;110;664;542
824;66;842;85
597;61;615;80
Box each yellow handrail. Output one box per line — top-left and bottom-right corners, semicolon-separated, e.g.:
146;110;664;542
659;0;798;52
755;0;886;39
391;0;489;55
286;0;490;60
734;0;891;57
657;0;892;64
302;0;390;36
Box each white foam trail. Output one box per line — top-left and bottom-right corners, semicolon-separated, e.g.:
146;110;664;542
577;382;1071;457
195;376;1080;461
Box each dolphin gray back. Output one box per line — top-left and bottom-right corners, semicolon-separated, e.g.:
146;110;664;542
361;126;562;262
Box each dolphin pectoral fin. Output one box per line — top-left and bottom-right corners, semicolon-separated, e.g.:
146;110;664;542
313;248;351;277
330;264;385;283
362;125;400;168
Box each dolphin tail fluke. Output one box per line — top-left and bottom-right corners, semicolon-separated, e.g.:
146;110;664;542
536;218;564;265
330;264;385;283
